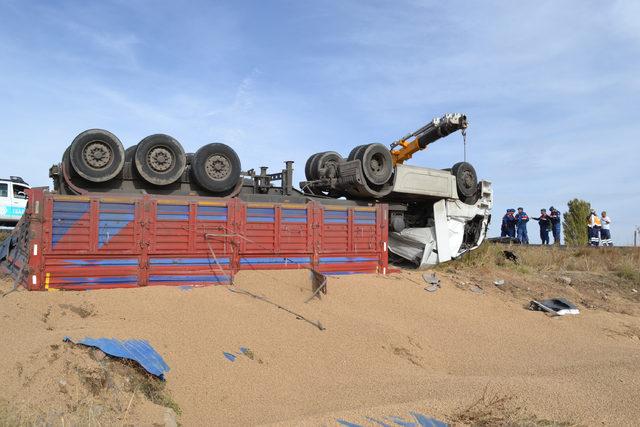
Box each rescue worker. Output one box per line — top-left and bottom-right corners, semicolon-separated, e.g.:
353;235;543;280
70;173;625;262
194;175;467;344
501;209;517;238
549;206;561;245
515;207;529;244
600;211;612;246
587;209;601;246
533;208;551;245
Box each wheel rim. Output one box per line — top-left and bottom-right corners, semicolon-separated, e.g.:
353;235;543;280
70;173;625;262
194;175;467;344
368;153;385;176
83;141;112;169
147;146;174;172
205;154;231;181
460;170;475;193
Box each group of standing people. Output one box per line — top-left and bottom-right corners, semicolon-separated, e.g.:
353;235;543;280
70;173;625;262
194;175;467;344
501;206;562;245
587;210;613;246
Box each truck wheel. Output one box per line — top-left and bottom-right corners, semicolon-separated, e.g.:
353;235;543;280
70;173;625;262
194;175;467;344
311;151;343;179
69;129;125;182
134;134;186;186
305;153;321;181
357;143;393;185
347;144;366;161
192;143;241;193
451;161;478;200
124;145;137;162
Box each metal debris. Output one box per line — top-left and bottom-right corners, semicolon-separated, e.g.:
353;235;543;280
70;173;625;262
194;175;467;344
422;273;441;292
529;298;580;316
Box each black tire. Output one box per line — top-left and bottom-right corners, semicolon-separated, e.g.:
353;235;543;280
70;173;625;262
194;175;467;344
348;144;366;161
191;143;241;193
451;162;478;200
124;145;137;163
305;153;321;181
69;129;125;182
311;151;343;179
134;134;186;186
356;143;393;185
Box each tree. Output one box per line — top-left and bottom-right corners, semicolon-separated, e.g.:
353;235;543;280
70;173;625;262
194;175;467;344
563;199;591;246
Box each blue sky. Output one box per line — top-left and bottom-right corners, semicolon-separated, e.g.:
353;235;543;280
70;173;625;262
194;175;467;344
1;0;638;243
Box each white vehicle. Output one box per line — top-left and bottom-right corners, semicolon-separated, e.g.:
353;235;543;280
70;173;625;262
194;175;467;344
0;177;30;227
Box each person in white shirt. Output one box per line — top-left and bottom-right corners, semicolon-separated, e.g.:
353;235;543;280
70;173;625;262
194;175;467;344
600;211;612;246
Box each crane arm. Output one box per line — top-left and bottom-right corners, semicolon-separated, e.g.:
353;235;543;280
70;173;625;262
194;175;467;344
390;113;468;164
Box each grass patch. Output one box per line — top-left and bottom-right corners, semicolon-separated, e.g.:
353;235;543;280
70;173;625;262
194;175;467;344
99;353;182;416
450;388;572;426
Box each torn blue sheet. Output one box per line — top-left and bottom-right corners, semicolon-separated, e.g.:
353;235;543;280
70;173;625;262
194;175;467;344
64;337;170;380
337;412;446;427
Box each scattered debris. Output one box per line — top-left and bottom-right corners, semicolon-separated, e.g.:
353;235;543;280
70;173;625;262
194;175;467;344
502;250;519;264
305;269;328;303
529;298;580;316
494;279;505;287
423;273;441;292
632;289;638;293
64;337;170;379
470;284;484;294
223;347;263;364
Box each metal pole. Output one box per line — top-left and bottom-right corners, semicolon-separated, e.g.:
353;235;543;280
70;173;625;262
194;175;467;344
462;128;467;162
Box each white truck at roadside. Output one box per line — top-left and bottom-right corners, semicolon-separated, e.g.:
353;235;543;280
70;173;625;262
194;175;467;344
0;177;30;228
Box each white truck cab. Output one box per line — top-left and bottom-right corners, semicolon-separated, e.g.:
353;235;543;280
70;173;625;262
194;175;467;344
0;177;30;226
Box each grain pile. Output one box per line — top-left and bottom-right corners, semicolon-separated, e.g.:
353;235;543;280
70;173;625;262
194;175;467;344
1;252;639;425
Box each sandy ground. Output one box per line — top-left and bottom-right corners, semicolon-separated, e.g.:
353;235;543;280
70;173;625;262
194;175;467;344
1;268;640;426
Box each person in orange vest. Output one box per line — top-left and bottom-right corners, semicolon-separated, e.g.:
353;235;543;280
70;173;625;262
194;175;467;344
587;209;601;246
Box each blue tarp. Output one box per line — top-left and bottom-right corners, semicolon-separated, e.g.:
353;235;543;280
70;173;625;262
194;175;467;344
337;412;447;427
64;337;170;380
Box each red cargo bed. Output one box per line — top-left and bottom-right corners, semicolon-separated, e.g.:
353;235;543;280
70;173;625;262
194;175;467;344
0;188;388;290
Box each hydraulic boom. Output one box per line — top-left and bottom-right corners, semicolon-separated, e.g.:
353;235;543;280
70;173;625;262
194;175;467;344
390;113;468;164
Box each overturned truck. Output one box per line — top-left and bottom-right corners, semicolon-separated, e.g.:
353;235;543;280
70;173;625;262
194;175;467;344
1;114;492;290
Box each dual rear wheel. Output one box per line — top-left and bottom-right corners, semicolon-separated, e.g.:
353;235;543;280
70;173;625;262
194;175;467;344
67;129;241;193
305;143;394;187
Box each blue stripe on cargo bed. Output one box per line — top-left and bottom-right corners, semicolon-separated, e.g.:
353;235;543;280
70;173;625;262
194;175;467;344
196;215;227;221
282;208;306;216
282;217;306;223
247;217;274;223
157;214;189;221
157;205;189;213
52;201;89;246
240;257;311;265
354;220;376;225
198;206;228;213
247;208;275;216
149;258;230;266
62;259;138;267
149;275;229;283
322;271;363;276
319;257;378;264
354;211;376;218
56;276;138;284
99;202;134;248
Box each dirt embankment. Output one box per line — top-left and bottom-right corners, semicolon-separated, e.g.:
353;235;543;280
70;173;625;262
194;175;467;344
1;245;639;426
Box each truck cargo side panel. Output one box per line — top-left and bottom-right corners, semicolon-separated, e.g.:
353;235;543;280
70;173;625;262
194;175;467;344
1;189;388;290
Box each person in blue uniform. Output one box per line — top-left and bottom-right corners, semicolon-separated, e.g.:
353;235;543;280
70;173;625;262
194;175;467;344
501;209;517;238
533;208;551;245
515;207;529;244
549;206;561;244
